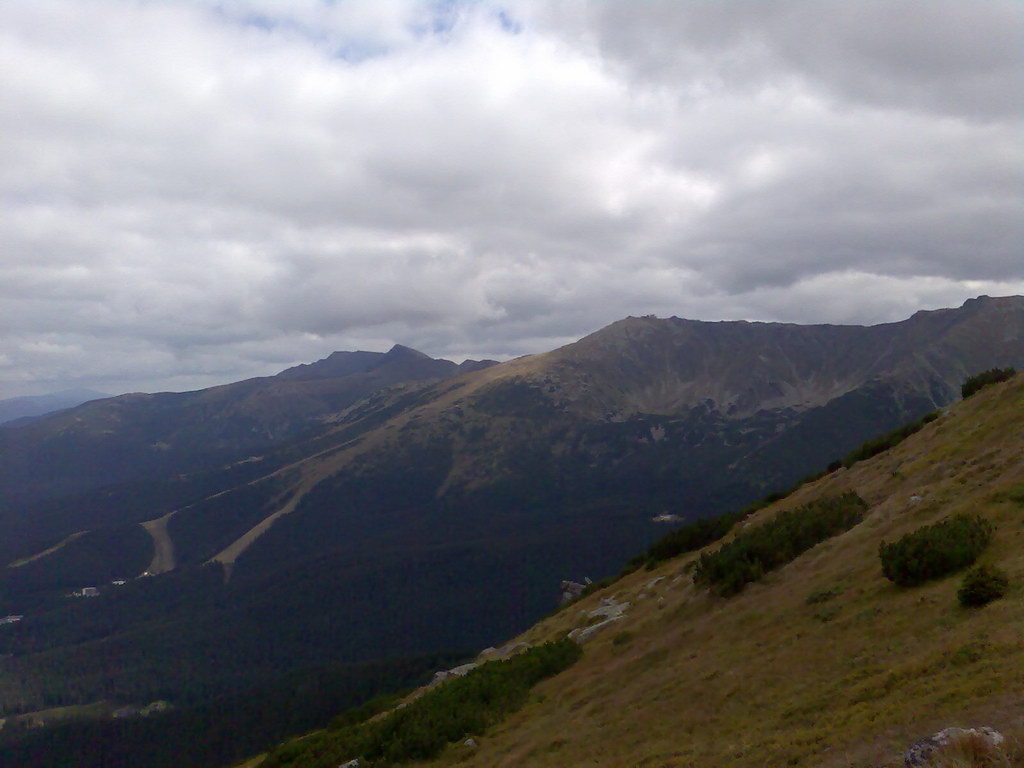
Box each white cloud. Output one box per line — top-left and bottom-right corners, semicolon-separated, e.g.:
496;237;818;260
0;0;1021;396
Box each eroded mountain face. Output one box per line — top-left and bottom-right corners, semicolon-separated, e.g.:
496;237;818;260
0;296;1021;749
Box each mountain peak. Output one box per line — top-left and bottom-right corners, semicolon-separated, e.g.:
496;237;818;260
383;344;432;361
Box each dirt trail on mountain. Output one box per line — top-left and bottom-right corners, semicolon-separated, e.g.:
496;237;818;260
207;478;317;576
140;512;177;575
7;530;88;568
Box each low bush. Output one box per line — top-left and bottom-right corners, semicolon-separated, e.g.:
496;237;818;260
957;564;1009;607
628;510;748;572
693;493;867;596
879;514;993;587
262;639;582;768
961;367;1016;399
327;691;405;731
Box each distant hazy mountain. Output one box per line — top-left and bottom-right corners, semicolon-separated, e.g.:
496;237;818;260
0;389;111;426
0;296;1021;766
0;345;496;509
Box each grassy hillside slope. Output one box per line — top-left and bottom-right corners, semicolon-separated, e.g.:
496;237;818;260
258;373;1024;767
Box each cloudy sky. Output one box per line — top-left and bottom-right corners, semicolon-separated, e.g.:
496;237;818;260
1;0;1022;397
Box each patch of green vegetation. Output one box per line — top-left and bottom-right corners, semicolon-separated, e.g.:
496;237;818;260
961;367;1016;399
957;564;1009;607
879;513;993;587
947;641;986;667
472;379;557;418
326;691;407;732
627;510;749;572
693;493;867;597
999;483;1024;505
805;583;846;605
611;631;634;646
812;606;842;623
261;639;582;768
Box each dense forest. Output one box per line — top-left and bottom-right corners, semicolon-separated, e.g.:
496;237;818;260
0;653;465;768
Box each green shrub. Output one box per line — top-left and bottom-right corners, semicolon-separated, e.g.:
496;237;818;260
693;493;867;596
957;564;1009;607
328;691;405;731
262;639;582;768
879;514;993;587
961;367;1016;399
630;510;748;572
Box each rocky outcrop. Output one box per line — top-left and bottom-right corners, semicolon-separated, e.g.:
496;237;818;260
568;596;630;643
568;615;626;643
588;596;630;619
478;642;528;661
430;662;479;686
560;579;590;604
903;726;1005;766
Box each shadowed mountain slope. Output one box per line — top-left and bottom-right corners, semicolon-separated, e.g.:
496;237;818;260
0;345;491;521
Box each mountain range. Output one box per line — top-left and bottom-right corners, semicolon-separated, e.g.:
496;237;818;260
0;295;1022;767
0;389;110;427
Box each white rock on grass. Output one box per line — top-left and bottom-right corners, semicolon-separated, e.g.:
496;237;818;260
903;726;1004;767
568;615;627;644
430;662;479;685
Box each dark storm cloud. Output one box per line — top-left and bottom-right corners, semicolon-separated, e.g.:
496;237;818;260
0;0;1021;396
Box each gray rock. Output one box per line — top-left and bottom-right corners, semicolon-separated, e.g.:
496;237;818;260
430;661;479;686
339;759;360;768
560;580;588;604
904;726;1004;767
479;641;528;661
568;615;626;643
588;598;629;619
464;737;478;748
